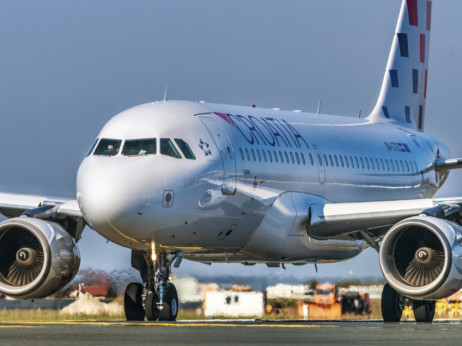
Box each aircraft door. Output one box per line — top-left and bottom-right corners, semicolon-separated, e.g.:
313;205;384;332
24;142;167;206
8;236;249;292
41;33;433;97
200;117;237;195
313;145;325;184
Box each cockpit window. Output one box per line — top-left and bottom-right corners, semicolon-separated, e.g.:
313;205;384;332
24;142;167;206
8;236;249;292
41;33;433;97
160;138;181;159
122;139;157;156
86;138;99;157
93;138;122;156
174;139;196;160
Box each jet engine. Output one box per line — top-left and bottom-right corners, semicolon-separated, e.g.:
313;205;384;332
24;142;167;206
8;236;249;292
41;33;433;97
0;217;80;299
380;215;462;300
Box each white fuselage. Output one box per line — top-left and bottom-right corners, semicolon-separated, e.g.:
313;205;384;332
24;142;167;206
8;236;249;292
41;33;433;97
76;100;449;264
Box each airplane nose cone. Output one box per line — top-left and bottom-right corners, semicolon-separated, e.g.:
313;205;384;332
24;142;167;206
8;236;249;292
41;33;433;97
76;158;147;229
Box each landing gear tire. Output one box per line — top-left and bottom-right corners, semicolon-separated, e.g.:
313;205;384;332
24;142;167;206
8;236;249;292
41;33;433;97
145;291;160;321
124;282;145;321
413;300;435;323
381;283;403;322
159;284;179;321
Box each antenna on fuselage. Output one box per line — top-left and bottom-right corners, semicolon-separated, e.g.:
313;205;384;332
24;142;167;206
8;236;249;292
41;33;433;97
316;100;322;115
163;84;168;102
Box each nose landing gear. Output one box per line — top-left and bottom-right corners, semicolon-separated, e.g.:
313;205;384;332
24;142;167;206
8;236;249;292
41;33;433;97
124;248;181;321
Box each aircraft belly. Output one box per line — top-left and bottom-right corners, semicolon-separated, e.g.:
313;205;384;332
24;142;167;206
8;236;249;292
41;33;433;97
239;192;365;263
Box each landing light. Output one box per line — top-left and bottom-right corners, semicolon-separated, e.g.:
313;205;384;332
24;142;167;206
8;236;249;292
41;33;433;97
151;241;157;261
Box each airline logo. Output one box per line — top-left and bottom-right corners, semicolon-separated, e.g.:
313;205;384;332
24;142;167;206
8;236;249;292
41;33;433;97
213;112;309;150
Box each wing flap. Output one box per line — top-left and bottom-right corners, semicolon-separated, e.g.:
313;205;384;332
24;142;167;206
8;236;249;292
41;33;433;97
308;198;461;239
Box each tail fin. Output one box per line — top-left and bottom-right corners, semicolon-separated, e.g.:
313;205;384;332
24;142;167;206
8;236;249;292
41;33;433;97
368;0;432;131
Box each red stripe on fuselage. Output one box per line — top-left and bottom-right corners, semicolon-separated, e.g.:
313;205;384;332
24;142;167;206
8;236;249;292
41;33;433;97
407;0;418;26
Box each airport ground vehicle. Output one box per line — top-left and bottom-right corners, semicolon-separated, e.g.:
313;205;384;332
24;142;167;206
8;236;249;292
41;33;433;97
308;284;342;320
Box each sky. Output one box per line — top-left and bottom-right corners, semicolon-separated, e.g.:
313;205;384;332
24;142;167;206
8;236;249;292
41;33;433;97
0;0;461;281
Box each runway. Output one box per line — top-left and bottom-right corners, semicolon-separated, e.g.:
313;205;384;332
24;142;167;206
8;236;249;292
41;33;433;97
0;320;461;345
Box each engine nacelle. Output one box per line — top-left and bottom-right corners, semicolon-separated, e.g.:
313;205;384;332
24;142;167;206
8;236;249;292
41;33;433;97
380;215;462;300
0;217;80;299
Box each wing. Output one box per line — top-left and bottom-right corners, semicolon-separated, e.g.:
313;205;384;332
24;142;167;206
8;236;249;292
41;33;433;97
308;197;462;239
0;192;83;218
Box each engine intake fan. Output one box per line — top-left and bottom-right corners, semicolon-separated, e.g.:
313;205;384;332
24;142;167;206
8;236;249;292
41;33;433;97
380;215;462;300
0;217;80;299
0;227;45;286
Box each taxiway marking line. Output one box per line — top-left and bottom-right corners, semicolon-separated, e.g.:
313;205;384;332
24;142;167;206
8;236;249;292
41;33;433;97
0;321;337;328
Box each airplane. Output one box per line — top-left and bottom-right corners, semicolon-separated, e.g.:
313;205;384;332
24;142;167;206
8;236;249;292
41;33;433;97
0;0;460;323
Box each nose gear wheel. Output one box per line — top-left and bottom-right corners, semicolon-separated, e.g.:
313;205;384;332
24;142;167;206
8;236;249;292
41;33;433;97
125;250;180;322
145;291;160;321
159;284;178;321
124;282;145;321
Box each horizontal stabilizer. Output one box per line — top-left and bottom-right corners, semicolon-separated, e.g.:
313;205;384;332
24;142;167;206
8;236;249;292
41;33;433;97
436;158;462;170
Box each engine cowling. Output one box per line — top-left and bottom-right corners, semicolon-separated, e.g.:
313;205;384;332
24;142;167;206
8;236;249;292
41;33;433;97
380;215;462;300
0;217;80;299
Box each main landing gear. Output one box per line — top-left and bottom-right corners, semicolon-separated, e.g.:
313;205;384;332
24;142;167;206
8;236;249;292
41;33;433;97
124;246;181;321
381;283;435;323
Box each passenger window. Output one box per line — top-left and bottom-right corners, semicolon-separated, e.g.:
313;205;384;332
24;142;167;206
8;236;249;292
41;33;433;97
86;138;99;157
268;150;273;163
309;153;314;165
339;155;344;168
245;148;250;161
344;155;349;168
390;160;395;171
385;159;390;171
323;154;329;167
329;155;334;167
395;160;400;172
349;156;354;168
290;152;295;164
334;155;339;167
123;138;157;156
317;154;322;166
239;148;244;160
355;157;359;169
414;161;418;172
284;151;290;164
369;158;374;170
380;159;385;171
273;150;278;163
174;139;196;159
251;149;256;161
279;151;284;163
262;150;267;162
295;152;300;165
360;157;365;169
256;149;261;162
375;158;380;171
400;160;404;172
160;139;181;158
94;138;122;156
405;161;409;172
301;153;306;165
